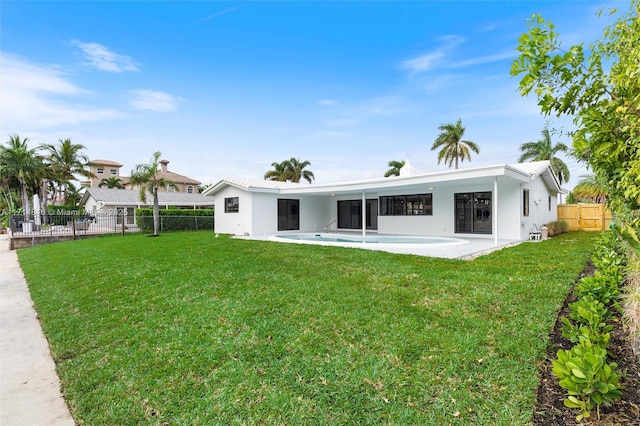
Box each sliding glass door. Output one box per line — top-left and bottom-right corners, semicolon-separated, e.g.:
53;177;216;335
337;199;378;230
278;199;299;231
454;192;492;234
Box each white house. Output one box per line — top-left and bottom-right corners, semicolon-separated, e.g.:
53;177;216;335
203;161;564;244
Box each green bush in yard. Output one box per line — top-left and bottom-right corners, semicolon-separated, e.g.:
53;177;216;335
552;342;623;422
545;220;569;237
575;273;621;307
136;208;214;232
561;296;613;347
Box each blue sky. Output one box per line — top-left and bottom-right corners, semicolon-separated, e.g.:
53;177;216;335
0;1;627;189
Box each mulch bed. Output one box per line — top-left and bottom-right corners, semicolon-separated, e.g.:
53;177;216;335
532;261;640;425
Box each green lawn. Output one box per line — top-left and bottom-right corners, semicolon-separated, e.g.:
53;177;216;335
18;231;597;425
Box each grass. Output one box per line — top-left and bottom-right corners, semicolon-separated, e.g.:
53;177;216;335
18;231;598;425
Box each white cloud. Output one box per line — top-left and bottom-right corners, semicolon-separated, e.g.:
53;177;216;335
72;40;139;73
197;3;249;22
0;53;122;130
129;89;184;112
450;51;516;68
402;35;465;72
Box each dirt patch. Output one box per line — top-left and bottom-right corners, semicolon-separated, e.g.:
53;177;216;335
532;261;640;425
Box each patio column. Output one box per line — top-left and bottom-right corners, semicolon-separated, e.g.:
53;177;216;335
494;177;498;247
362;191;366;236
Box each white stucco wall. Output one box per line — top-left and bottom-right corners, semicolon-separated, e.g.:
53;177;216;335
213;186;253;235
299;196;331;232
249;194;331;236
212;172;559;240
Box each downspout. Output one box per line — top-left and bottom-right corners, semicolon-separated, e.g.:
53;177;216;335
493;177;498;247
362;191;366;237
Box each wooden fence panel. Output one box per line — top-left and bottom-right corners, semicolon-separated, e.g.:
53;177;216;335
557;204;580;230
557;204;611;231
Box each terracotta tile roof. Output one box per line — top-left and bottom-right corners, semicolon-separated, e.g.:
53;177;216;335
89;159;124;167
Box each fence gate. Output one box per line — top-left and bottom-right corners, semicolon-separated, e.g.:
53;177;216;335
557;204;612;231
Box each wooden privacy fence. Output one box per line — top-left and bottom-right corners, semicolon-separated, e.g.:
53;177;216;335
557;204;613;231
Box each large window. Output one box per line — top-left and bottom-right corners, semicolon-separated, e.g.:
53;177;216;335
225;197;239;213
455;192;492;234
278;199;299;231
523;189;530;217
379;194;432;216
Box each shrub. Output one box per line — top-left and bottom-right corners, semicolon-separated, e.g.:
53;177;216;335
552;342;623;422
575;273;621;307
561;296;613;347
545;220;569;237
136;208;214;232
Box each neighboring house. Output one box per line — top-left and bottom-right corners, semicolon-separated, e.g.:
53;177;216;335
203;161;564;243
125;159;201;193
80;188;215;228
86;159;124;188
85;159;201;193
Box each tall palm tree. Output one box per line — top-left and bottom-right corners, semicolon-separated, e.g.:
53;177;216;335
264;157;315;183
384;160;405;177
572;174;607;203
431;119;479;169
130;151;175;236
517;129;570;185
40;138;93;204
99;177;125;189
264;161;292;182
284;157;314;183
0;134;43;220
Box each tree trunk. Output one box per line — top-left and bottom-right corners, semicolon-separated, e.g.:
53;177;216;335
41;180;49;225
153;189;160;236
20;180;30;221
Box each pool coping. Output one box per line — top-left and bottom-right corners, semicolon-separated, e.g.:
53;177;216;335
238;232;524;260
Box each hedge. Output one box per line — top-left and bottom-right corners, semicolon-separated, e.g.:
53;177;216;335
136;208;214;232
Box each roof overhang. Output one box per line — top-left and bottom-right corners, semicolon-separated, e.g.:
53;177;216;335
205;164;537;197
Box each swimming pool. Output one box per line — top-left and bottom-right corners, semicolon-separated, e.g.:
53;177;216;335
272;233;468;246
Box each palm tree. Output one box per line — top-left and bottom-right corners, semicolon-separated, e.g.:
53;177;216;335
572;174;607;203
130;151;175;236
384;160;405;177
40;138;93;204
264;157;315;183
264;161;292;182
99;177;125;189
431;119;479;169
64;182;83;206
284;157;314;183
517;129;570;185
0;135;43;220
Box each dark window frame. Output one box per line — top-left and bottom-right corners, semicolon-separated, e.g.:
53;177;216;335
278;198;300;231
379;193;432;216
455;191;492;234
523;189;530;217
225;197;239;213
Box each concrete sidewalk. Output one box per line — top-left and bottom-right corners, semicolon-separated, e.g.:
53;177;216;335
0;234;75;425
